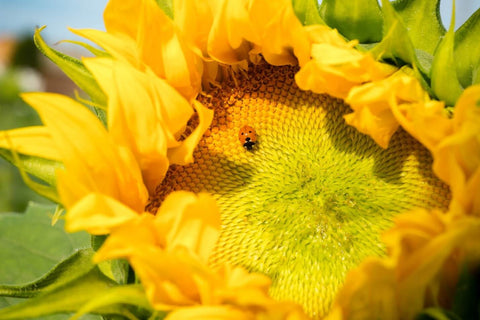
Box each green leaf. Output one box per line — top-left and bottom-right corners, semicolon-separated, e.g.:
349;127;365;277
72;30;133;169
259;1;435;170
292;0;325;25
59;40;111;58
392;0;445;55
155;0;173;19
0;250;152;320
33;26;107;107
0;266;129;320
454;8;480;87
0;249;95;298
0;202;90;288
319;0;383;43
431;6;464;106
0;203;155;319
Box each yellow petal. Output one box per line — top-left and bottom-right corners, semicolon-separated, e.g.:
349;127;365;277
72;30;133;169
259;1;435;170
296;28;395;100
0;126;60;160
332;209;480;319
95;214;209;308
103;0;140;38
390;100;452;152
65;193;139;234
79;0;202;101
69;28;139;68
94;213;162;262
155;191;220;264
433;84;480;215
343;71;425;148
344;101;399;149
207;0;255;65
84;58;168;193
248;0;310;66
85;57;203;192
326;258;397;320
206;0;309;66
137;0;202;100
173;0;214;58
165;306;248;320
21;93;148;213
167;100;214;165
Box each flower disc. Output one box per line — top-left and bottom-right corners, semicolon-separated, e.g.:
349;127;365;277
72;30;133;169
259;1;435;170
148;63;450;318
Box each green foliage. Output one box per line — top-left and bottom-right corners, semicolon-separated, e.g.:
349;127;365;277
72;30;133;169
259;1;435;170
0;202;90;288
10;35;41;70
392;0;445;55
320;0;383;43
454;8;480;87
292;0;325;26
0;203;156;320
431;12;464;106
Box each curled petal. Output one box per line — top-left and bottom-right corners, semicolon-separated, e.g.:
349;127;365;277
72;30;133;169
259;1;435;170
296;25;395;100
155;191;221;263
390;100;452;152
344;71;426;148
433;84;480;215
167;100;214;166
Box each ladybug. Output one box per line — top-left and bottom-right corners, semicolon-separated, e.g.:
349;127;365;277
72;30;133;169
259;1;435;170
239;125;257;150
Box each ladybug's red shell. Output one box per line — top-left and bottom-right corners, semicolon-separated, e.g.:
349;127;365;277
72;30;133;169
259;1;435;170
239;125;257;150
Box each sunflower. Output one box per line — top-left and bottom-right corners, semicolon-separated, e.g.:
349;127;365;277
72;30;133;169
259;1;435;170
1;0;479;319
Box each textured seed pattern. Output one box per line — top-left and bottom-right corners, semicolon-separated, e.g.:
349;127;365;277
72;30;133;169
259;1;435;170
147;62;451;318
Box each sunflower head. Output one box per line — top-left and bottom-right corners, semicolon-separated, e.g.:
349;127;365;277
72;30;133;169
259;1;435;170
0;0;479;320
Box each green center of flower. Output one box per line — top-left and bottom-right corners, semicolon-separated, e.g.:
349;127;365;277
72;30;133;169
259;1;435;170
148;63;450;318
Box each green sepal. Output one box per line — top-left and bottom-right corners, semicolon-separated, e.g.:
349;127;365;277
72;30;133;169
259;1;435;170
319;0;382;43
454;8;480;87
0;149;60;188
392;0;445;56
0;149;61;203
33;26;107;107
431;6;464;106
91;236;131;286
155;0;173;19
292;0;325;26
59;40;111;58
371;0;416;66
70;285;154;320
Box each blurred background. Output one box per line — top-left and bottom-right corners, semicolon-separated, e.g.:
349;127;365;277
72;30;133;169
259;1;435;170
0;0;108;212
0;0;479;213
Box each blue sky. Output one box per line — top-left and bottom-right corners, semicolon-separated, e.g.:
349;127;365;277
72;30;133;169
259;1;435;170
0;0;108;41
0;0;479;42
